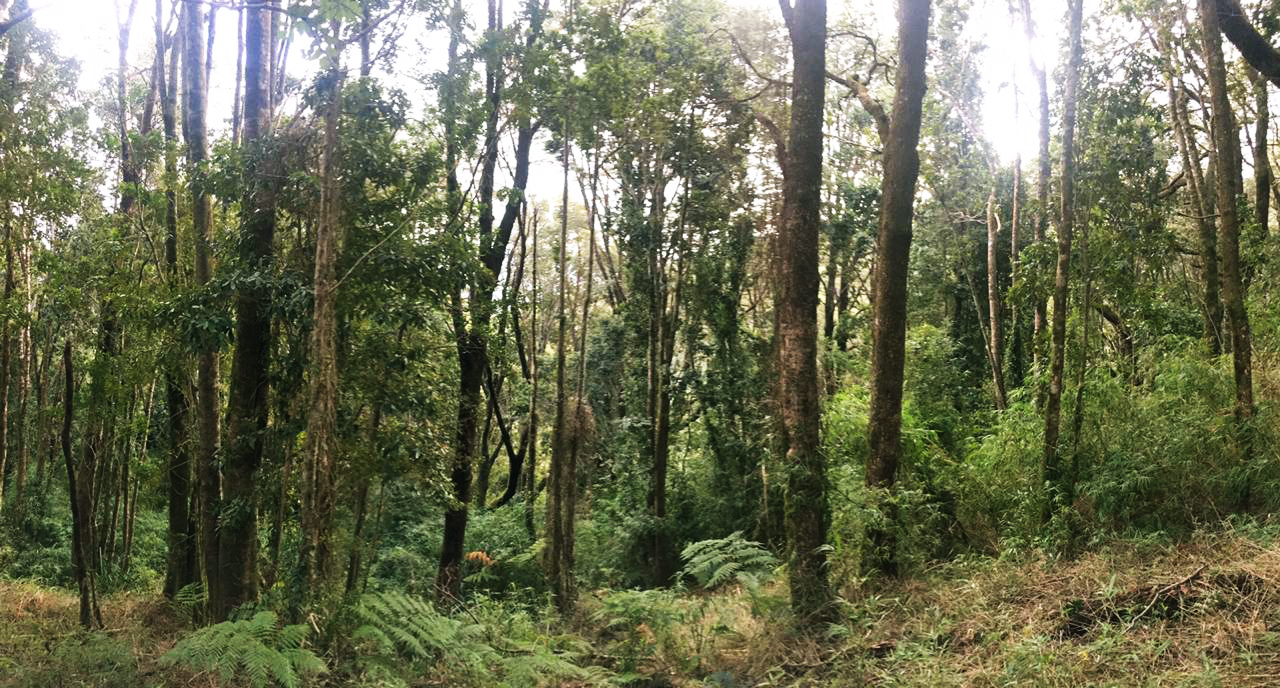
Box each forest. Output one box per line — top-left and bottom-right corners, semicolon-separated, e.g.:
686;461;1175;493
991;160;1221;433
0;0;1279;684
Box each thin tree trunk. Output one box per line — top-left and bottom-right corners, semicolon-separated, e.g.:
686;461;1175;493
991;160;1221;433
64;341;103;629
182;0;222;620
1252;68;1270;241
987;188;1007;409
548;93;573;609
1199;0;1255;456
1019;0;1049;371
1042;0;1084;521
298;50;343;606
524;204;539;539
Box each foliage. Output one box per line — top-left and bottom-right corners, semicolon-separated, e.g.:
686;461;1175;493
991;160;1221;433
679;532;777;590
348;591;606;686
158;611;326;688
15;632;141;688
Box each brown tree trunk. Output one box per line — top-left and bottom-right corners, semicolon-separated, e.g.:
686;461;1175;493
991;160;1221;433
64;341;103;629
777;0;833;621
987;188;1007;409
1200;0;1255;445
1253;69;1270;240
182;0;222;620
1042;0;1083;519
524;205;540;538
298;51;343;607
547;99;574;610
1163;49;1223;354
863;0;930;578
219;0;278;618
436;0;541;601
159;0;194;600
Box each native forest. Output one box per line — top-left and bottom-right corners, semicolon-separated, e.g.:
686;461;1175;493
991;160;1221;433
0;0;1278;684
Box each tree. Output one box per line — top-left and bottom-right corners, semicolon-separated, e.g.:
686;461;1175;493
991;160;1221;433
776;0;830;622
1042;0;1084;519
863;0;931;576
219;0;278;619
1199;0;1255;447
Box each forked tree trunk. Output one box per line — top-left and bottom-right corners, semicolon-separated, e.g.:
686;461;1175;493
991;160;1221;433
863;0;931;578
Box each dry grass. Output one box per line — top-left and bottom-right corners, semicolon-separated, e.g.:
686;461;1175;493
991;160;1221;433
614;529;1280;686
0;581;213;688
11;529;1280;686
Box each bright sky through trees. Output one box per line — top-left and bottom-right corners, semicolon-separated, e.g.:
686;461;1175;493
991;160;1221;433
40;0;1063;166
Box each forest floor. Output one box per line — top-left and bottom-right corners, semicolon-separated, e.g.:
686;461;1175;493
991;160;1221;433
5;527;1280;686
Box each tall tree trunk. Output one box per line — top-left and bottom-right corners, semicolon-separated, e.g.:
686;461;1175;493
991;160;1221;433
182;0;222;621
777;0;832;621
159;0;194;600
1019;0;1049;370
298;50;342;608
1042;0;1084;520
547;98;573;610
987;188;1007;409
524;204;540;539
863;0;930;578
436;0;541;601
1200;0;1255;454
219;0;278;618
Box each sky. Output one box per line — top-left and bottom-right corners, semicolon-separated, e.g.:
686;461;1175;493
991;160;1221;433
28;0;1073;189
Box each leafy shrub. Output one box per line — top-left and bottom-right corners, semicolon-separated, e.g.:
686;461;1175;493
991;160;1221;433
159;611;326;688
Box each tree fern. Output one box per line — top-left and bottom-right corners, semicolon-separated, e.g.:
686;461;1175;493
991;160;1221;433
679;531;777;589
159;611;326;688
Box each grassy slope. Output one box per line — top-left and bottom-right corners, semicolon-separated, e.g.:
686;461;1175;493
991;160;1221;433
6;528;1280;686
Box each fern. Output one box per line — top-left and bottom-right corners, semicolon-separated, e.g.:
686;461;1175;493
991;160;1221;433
353;591;605;685
679;531;777;589
159;611;327;688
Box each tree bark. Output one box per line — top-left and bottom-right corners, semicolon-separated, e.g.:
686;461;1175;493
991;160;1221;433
298;46;343;609
1200;0;1255;441
1213;0;1280;88
863;0;931;578
160;0;195;600
1042;0;1083;520
64;341;103;629
776;0;832;621
219;0;278;618
986;188;1007;409
181;0;222;621
1252;69;1270;240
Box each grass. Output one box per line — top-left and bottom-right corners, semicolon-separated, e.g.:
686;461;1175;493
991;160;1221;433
6;526;1280;686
